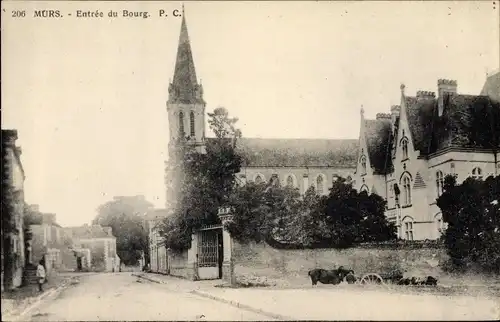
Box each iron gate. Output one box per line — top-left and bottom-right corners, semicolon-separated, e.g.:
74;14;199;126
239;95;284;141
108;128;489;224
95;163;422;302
197;226;222;279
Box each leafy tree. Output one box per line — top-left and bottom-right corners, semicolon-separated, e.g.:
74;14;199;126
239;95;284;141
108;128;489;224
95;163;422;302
437;174;500;273
161;107;242;252
93;196;152;266
227;176;396;248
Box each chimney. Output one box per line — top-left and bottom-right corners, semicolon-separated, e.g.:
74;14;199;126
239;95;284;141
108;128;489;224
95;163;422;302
437;79;457;116
390;105;401;132
2;129;18;147
416;91;436;101
376;113;391;121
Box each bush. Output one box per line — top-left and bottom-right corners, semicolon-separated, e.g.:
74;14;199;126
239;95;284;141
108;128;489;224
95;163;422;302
227;176;397;249
437;174;500;274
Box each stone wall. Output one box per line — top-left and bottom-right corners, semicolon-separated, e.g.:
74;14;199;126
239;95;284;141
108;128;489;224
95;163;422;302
168;250;190;278
233;241;448;285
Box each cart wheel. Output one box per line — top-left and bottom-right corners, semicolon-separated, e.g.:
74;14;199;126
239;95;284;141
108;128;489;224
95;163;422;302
360;273;384;285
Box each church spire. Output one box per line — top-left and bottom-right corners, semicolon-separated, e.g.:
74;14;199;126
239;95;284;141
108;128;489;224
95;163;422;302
169;8;202;104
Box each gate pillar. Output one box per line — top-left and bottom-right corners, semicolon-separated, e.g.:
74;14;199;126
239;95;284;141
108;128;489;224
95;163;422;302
187;233;199;280
218;207;235;286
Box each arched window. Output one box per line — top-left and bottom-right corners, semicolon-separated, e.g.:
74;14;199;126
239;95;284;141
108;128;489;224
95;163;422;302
402;175;412;206
316;175;324;195
286;175;294;188
471;167;483;180
401;138;409;160
254;175;263;184
189;111;195;137
360;156;367;175
436;170;444;197
178;112;185;135
403;218;414;241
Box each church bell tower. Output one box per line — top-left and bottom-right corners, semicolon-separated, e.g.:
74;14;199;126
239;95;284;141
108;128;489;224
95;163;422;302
167;7;206;155
165;7;206;209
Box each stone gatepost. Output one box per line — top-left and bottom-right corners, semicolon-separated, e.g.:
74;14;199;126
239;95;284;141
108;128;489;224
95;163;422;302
187;233;198;280
218;207;236;286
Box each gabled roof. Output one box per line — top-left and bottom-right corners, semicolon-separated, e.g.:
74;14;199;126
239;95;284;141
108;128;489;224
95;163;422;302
364;118;393;175
229;138;358;168
404;96;437;154
401;93;499;156
434;94;500;151
65;225;114;239
144;208;169;221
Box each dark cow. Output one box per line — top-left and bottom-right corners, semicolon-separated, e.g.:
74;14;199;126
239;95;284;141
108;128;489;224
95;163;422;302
397;275;438;286
424;276;438;286
308;268;343;286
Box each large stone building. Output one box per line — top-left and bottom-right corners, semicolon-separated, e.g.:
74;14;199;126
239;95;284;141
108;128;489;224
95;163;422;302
1;129;26;291
353;73;500;240
164;10;357;209
164;11;499;243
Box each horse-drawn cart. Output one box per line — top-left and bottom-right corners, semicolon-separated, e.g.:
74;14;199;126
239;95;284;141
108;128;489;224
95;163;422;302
358;269;404;285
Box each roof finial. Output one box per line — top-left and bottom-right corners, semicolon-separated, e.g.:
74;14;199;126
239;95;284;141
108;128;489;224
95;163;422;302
182;3;185;16
360;105;365;116
400;83;406;95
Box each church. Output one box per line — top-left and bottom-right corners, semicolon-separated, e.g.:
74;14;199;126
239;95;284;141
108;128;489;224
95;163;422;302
164;10;500;241
164;10;358;203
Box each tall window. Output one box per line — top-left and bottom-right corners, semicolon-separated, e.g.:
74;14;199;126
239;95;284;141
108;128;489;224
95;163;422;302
436;170;444;197
179;112;185;135
404;221;414;240
471;167;483;180
190;111;195;137
401;138;409;160
254;175;263;184
402;175;412;206
317;175;324;195
286;175;294;188
360;156;367;175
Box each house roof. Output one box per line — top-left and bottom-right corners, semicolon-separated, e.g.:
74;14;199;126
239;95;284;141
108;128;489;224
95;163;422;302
404;96;437;154
481;71;500;102
65;225;114;239
364;118;393;174
437;94;500;151
144;209;169;221
230;137;358;168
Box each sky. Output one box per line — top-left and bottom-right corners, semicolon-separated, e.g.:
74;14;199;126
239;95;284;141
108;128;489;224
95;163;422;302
2;1;499;227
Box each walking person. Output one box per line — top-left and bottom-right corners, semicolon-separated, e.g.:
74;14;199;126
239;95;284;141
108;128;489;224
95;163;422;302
36;259;46;292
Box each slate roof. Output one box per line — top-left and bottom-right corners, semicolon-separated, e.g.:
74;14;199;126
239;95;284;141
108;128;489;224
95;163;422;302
481;71;500;102
435;94;500;151
364;118;393;175
169;12;202;104
230;138;358;168
65;225;114;239
144;209;169;221
404;96;437;154
370;92;500;165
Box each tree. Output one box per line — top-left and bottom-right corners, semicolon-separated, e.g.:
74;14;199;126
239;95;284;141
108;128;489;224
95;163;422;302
437;174;500;273
161;107;243;252
93;196;153;266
